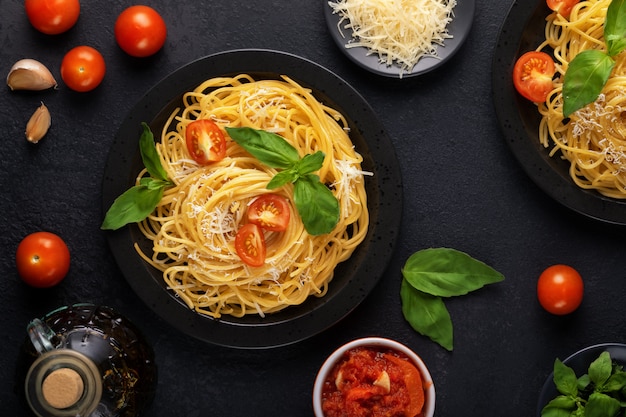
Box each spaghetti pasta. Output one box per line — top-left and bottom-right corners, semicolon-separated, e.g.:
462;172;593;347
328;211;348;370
134;74;371;318
535;0;626;198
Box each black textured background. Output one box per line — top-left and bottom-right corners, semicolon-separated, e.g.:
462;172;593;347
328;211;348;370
1;1;625;416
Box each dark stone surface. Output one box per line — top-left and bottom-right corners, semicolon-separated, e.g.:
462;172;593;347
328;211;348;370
1;1;625;416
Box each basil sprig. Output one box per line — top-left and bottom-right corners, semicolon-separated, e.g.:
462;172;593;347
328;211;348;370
541;351;626;417
225;127;339;236
400;248;505;351
563;0;626;117
101;123;173;230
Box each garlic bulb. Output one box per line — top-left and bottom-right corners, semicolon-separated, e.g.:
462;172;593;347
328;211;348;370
26;102;51;143
7;59;57;91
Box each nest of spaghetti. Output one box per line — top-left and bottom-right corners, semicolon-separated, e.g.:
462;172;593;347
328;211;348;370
134;74;371;318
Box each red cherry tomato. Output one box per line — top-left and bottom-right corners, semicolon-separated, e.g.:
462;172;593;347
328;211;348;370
114;5;167;57
235;224;266;267
24;0;80;35
60;46;106;92
547;0;580;18
513;51;556;103
185;119;227;165
16;232;70;288
247;194;291;232
537;264;583;315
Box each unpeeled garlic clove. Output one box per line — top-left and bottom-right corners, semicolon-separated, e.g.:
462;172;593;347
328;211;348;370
26;102;51;143
7;59;57;91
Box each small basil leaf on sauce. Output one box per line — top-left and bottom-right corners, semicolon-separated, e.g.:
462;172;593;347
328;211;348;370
139;122;169;182
226;127;300;168
402;248;504;297
400;278;453;351
563;50;615;118
293;175;340;235
605;0;626;57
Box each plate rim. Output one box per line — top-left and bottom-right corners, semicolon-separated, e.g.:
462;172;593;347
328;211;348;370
492;0;626;225
101;48;403;349
323;0;476;78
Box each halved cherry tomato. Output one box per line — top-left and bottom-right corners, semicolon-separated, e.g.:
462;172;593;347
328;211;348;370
185;119;227;165
235;224;266;267
247;194;291;232
60;45;106;92
25;0;80;35
547;0;580;18
16;231;70;288
384;354;425;416
114;5;167;58
512;51;556;103
537;264;584;315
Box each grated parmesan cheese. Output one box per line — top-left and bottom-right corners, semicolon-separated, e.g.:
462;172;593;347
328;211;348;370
328;0;457;76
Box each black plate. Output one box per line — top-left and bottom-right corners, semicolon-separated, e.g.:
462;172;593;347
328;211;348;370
536;343;626;416
101;49;403;349
324;0;475;78
492;0;626;224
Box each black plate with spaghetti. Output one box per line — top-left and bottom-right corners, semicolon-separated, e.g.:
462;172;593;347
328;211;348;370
492;0;626;224
324;0;475;78
101;49;403;349
536;343;626;416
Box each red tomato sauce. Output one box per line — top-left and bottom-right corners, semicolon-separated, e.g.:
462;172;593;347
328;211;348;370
321;347;426;417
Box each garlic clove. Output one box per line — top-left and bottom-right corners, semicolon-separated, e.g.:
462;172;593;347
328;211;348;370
26;102;51;143
7;59;58;91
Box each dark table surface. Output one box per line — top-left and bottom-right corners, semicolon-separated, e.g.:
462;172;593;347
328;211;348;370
2;0;626;416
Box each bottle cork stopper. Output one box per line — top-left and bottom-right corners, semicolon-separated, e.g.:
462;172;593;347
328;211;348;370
41;368;84;409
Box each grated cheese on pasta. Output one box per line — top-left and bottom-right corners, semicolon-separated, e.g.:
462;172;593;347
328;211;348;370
328;0;457;76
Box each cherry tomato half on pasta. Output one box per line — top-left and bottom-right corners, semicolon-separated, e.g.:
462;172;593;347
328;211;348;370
24;0;80;35
60;46;106;92
547;0;580;18
512;51;556;103
185;119;227;165
235;224;266;267
16;231;70;288
248;194;291;232
537;264;583;315
114;5;167;57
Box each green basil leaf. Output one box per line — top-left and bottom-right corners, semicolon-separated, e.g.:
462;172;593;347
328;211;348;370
540;396;577;417
226;127;300;168
295;151;325;175
139;123;169;181
400;278;453;351
293;175;339;235
563;50;616;117
585;392;621;417
401;248;504;297
553;359;579;397
605;0;626;57
604;369;626;392
101;184;165;230
589;351;613;388
267;169;298;190
140;177;172;190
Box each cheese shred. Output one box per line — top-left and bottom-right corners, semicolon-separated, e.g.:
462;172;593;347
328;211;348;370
328;0;457;76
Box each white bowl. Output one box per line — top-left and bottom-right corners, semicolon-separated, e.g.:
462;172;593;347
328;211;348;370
313;337;435;417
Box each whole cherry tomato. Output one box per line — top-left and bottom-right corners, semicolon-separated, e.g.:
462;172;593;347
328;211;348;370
537;264;583;315
24;0;80;35
114;5;167;57
60;45;106;92
16;231;70;288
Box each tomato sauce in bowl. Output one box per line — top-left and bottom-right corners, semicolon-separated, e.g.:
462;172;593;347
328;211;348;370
313;338;435;417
